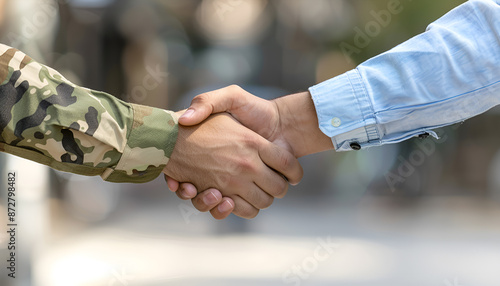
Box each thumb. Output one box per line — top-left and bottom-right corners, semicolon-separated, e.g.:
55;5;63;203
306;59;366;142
163;174;180;192
178;106;213;126
179;85;246;126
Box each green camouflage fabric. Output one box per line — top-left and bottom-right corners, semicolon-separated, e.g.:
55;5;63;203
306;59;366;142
0;44;178;183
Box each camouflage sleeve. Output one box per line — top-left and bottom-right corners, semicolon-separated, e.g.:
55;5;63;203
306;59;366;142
0;44;178;183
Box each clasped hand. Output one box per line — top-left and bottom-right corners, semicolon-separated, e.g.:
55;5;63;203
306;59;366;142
163;85;333;219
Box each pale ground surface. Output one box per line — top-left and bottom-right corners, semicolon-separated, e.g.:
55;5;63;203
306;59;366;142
34;195;500;286
1;155;500;286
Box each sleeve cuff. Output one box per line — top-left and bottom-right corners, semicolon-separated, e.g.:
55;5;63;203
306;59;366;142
102;104;179;183
309;69;439;151
309;69;379;151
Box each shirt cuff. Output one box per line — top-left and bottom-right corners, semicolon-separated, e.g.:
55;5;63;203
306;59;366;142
102;104;179;183
309;69;380;151
309;69;438;151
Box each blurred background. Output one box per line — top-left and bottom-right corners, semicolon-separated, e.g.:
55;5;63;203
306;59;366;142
1;0;500;285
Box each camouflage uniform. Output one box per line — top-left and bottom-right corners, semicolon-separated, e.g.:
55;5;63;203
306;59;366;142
0;44;178;183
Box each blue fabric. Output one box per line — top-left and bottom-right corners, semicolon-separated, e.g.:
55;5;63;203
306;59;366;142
309;0;500;151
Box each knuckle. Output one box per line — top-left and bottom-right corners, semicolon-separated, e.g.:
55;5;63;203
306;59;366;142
248;138;261;151
234;203;259;219
247;189;272;210
216;173;232;190
260;196;274;209
241;133;260;149
191;93;211;107
194;93;209;102
235;157;258;175
273;179;289;198
228;84;242;92
279;154;304;184
241;158;257;172
241;208;259;219
278;152;297;174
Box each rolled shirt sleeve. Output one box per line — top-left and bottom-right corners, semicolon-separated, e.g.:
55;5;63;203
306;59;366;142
0;44;178;183
310;0;500;151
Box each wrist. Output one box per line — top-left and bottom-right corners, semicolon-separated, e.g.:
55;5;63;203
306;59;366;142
274;91;334;157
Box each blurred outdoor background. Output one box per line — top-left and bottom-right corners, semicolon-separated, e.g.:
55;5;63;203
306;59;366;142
1;0;500;285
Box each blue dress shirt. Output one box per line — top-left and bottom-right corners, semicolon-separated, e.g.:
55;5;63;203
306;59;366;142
309;0;500;151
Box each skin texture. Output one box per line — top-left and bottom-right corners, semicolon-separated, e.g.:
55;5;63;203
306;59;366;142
167;85;333;219
163;112;303;219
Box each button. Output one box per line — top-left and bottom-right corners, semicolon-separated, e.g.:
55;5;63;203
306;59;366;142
418;132;430;139
350;142;361;150
331;117;341;127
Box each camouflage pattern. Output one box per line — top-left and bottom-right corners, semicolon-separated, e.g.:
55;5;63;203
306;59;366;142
0;44;178;183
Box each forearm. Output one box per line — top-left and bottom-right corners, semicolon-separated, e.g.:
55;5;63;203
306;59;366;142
310;0;500;151
0;44;178;183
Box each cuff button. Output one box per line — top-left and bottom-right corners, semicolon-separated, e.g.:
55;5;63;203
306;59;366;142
418;132;430;139
331;117;341;127
350;142;361;151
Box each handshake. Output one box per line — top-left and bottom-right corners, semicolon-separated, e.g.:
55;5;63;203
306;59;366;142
163;85;334;220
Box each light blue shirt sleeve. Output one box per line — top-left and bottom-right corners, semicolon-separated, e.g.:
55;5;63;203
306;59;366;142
309;0;500;151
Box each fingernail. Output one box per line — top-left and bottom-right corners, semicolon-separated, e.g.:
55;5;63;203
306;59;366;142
181;108;194;119
218;200;234;213
203;191;219;205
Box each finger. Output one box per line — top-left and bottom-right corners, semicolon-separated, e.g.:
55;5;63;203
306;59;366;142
246;183;275;209
209;197;235;220
164;175;179;192
190;188;223;212
258;140;304;186
229;179;274;210
254;162;289;199
231;195;260;219
175;183;198;200
179;85;247;126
